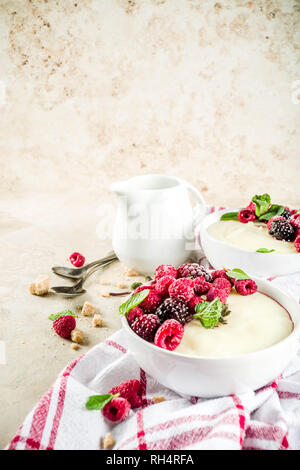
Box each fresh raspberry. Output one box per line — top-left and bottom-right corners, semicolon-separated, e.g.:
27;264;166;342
193;276;210;295
169;278;194;302
154;319;184;351
238;209;256;223
235;279;257;295
110;379;143;409
69;252;85;267
127;307;144;326
155;297;192;325
206;287;228;303
245;201;256;212
267;216;285;230
211;269;235;285
154;264;177;281
294;235;300;253
102;397;131;423
138;289;162;313
131;314;161;341
188;295;204;312
155;275;176;296
53;315;76;339
212;277;232;295
290;214;300;230
177;263;212;282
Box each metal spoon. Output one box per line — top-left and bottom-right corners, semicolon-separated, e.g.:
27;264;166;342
52;251;117;279
50;259;114;297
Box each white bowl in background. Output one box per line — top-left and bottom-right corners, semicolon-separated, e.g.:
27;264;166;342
121;278;300;397
198;209;300;278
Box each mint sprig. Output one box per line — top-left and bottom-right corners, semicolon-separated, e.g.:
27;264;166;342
48;309;77;321
258;204;284;221
226;268;251;280
252;193;271;217
256;248;275;253
220;212;239;221
119;289;150;316
85;393;120;410
194;298;223;329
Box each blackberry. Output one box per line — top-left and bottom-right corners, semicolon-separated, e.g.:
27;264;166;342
281;208;292;220
269;219;296;242
177;263;212;282
130;314;160;342
155;297;192;325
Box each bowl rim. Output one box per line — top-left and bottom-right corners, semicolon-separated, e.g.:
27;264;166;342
121;277;300;361
197;208;299;257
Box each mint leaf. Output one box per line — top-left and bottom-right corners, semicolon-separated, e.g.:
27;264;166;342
226;268;251;280
252;194;271;217
220;212;239;221
85;393;119;410
119;289;150;316
194;298;223;329
256;248;275;253
48;309;77;321
297;209;300;214
258;204;284;221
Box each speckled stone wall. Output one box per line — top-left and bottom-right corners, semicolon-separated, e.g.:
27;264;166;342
0;0;299;206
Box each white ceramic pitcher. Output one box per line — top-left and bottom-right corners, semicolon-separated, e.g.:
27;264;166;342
110;174;206;274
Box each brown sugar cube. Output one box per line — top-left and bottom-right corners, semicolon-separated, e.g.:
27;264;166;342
101;432;115;449
29;275;50;296
125;268;139;277
71;328;84;344
153;395;166;404
71;343;79;350
81;301;97;317
116;282;127;289
93;313;103;327
100;291;110;298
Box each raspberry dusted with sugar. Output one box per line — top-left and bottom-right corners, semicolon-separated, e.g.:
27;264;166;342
206;287;228;304
154;319;184;351
294;235;300;253
267;216;285;231
193;276;210;295
290;213;300;230
235;279;257;296
154;264;177;281
139;289;162;313
69;252;85;267
155;297;192;325
53;315;76;339
238;209;256;223
211;269;234;284
169;278;194;302
110;379;143;409
127;306;144;326
131;314;161;342
212;277;232;295
102;397;130;423
177;263;211;280
188;295;204;312
155;275;176;296
246;201;256;212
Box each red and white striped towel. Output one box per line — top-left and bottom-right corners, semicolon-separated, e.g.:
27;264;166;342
7;269;300;450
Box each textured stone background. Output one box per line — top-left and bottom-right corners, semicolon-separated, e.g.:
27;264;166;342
0;0;299;206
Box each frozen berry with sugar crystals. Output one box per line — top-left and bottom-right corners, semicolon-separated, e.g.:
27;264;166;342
178;263;204;279
281;207;293;220
169;278;194;302
102;397;130;423
110;379;143;409
154;319;184;351
131;314;161;342
138;289;162;313
211;269;234;285
155;275;176;296
69;252;85;267
269;219;296;242
213;277;232;295
294;235;300;253
245;201;256;212
127;306;144;326
154;264;177;281
267;216;285;231
188;295;204;312
238;209;256;224
193;276;210;295
290;213;300;230
155;297;192;325
235;279;257;296
206;287;228;303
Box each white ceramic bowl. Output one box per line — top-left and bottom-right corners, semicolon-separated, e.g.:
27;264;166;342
122;278;300;397
198;208;300;278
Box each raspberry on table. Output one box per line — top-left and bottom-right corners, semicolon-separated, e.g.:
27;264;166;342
206;287;228;303
155;297;192;325
127;306;144;325
269;219;296;242
168;278;194;302
295;235;300;253
238;209;256;223
69;252;85;267
131;314;161;342
110;379;143;409
102;397;131;423
234;279;257;296
139;289;162;313
177;263;212;282
193;276;210;295
188;295;204;312
53;315;76;339
267;216;285;231
212;277;232;295
154;319;184;351
154;264;177;281
155;275;176;296
290;214;300;230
